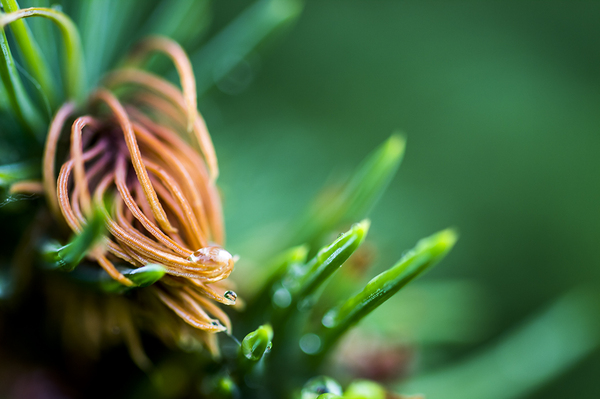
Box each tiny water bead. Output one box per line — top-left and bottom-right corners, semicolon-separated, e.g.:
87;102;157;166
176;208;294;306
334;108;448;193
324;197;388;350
211;320;225;330
300;376;342;398
224;290;237;304
188;246;233;266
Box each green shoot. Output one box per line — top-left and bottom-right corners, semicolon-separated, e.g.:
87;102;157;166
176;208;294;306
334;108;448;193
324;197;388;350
293;134;405;248
0;6;86;101
1;0;57;107
0;26;43;135
316;228;458;356
42;207;105;272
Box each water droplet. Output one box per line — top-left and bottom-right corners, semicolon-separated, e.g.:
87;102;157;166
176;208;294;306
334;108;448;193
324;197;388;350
211;320;224;329
51;3;63;12
272;287;292;308
265;341;273;353
301;376;342;397
299;333;321;355
321;310;337;328
224;290;237;304
188;247;232;265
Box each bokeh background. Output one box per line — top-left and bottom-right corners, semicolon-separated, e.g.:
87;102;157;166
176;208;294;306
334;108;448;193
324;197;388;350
205;2;600;398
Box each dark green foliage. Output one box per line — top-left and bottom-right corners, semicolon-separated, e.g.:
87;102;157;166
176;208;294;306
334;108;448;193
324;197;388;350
0;160;40;187
97;264;166;293
41;206;105;272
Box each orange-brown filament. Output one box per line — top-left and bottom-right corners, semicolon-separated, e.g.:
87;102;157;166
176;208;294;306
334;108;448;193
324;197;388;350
104;68;219;180
44;102;76;219
90;89;177;234
44;37;236;348
128;36;197;132
9;180;44;195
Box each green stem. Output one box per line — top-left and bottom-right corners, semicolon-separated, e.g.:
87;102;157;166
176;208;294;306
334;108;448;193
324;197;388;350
314;228;458;362
292;134;406;250
270;220;370;334
0;0;57;107
293;220;370;302
0;27;43;136
41;206;105;272
0;6;86;102
266;221;370;386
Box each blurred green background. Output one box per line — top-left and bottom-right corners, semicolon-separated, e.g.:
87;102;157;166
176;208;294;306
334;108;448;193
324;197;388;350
205;2;600;398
